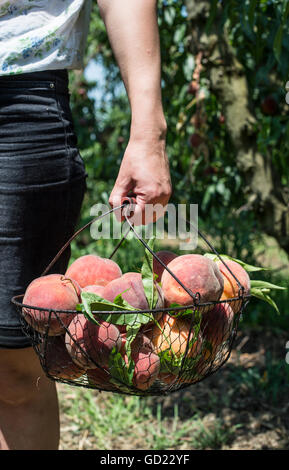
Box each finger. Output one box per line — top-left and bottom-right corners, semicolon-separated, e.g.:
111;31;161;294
109;189;125;223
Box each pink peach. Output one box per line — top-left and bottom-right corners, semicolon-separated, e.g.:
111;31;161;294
65;254;122;288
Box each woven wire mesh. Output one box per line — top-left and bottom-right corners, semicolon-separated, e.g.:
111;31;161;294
12;295;248;396
11;200;250;396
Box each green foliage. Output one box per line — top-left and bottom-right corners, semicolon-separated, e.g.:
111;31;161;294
67;1;288;331
241;271;289;330
229;352;289;405
215;0;289;184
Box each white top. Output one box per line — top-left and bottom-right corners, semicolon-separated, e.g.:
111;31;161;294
0;0;92;76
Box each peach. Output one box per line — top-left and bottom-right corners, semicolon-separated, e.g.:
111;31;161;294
132;333;154;355
122;272;141;280
144;313;202;358
118;335;159;391
42;336;85;380
102;273;148;310
153;250;178;282
65;254;122;288
23;274;80;336
102;273;164;313
201;303;234;351
132;348;160;391
82;285;105;296
120;332;153;356
65;314;122;369
161;254;224;306
158;372;194;385
216;259;250;313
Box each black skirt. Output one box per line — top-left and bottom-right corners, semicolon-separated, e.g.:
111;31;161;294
0;69;87;348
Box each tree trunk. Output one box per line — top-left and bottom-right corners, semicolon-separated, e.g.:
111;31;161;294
185;0;289;255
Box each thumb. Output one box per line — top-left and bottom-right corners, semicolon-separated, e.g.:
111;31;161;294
109;184;135;223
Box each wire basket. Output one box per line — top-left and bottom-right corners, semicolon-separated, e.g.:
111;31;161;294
11;199;250;396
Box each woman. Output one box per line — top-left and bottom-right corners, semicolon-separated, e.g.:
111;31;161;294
0;0;171;450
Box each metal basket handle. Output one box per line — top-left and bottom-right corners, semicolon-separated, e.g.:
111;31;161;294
41;197;245;303
120;198;245;303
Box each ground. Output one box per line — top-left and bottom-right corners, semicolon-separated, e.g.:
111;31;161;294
57;325;289;450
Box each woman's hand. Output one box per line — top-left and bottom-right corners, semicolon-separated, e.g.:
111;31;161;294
109;129;172;225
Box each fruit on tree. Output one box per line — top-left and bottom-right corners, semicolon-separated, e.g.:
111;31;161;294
260;95;279;116
189;133;203;148
187;81;199;95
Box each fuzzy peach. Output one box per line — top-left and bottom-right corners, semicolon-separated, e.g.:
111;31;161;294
158;372;194;385
216;259;250;313
102;273;164;312
161;254;224;306
23;274;80;336
132;348;160;391
144;313;203;358
82;285;105;296
201;303;234;351
66;314;122;369
65;254;122;288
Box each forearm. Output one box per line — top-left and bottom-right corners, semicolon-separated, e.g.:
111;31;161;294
97;0;166;141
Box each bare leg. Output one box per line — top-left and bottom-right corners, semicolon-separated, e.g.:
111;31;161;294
0;347;60;450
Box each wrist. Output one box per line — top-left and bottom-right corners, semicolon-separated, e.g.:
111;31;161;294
130;112;167;142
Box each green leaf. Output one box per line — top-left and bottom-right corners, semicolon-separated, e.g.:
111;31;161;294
125;324;142;365
108;348;134;392
250;280;287;291
80;304;101;327
204;253;269;272
282;0;289;21
158;349;201;376
81;291;136;313
273;24;283;62
183;54;195;81
157;315;202;375
164;6;175;26
80;291;153;326
251;288;281;314
174;24;186;44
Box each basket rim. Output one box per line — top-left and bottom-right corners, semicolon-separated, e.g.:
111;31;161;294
11;293;251;315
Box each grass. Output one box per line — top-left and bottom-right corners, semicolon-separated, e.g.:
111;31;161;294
58;387;236;450
228;352;289;405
